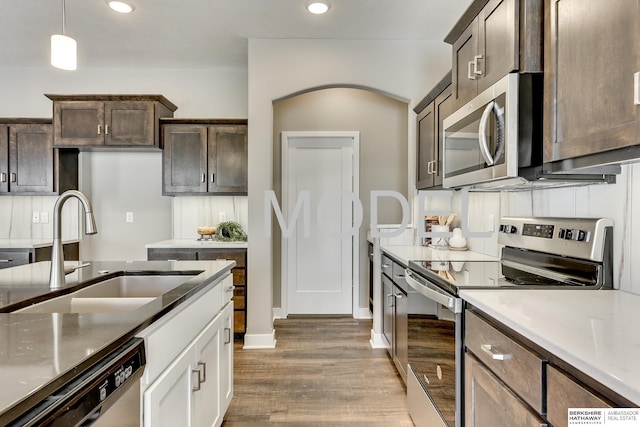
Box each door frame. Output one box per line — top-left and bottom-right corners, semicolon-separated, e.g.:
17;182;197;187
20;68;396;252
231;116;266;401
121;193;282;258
280;131;360;317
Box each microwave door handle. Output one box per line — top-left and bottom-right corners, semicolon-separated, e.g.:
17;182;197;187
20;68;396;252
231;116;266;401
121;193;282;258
478;101;496;166
405;269;462;313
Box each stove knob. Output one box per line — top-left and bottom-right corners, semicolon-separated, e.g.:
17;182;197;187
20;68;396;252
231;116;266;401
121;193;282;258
559;228;567;239
505;225;517;234
574;229;587;241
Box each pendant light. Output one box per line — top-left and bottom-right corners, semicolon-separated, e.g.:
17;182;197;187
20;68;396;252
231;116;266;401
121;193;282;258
51;0;77;70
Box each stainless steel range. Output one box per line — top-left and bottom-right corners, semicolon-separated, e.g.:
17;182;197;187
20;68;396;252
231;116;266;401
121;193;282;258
403;216;613;427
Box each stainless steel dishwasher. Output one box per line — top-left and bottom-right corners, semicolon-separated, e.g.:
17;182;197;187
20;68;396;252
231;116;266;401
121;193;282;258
8;338;145;427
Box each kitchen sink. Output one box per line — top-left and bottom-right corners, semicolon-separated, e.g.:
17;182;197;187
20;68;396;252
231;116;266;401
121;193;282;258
15;275;196;314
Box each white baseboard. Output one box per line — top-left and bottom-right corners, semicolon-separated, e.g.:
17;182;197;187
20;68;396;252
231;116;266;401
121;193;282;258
243;330;277;349
355;307;372;319
272;307;284;320
370;329;389;349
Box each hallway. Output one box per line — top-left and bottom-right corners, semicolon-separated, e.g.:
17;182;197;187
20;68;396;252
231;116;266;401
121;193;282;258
222;317;414;426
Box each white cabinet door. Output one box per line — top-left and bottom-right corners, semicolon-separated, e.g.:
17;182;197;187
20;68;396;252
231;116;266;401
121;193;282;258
193;313;223;427
143;344;196;427
220;302;234;414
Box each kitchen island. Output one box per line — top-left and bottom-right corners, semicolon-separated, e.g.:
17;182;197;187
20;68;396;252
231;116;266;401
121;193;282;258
0;259;234;425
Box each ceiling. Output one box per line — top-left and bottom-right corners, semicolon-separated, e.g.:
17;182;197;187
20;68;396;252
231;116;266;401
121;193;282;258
0;0;472;69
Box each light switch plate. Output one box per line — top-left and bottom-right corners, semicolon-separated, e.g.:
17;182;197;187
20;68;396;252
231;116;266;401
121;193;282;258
32;212;40;223
41;212;49;224
126;212;134;223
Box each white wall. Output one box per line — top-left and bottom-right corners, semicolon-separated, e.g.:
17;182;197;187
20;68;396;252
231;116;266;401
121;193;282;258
247;38;452;347
0;65;248;257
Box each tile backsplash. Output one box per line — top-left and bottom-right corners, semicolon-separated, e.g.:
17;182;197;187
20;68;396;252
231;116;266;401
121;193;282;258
422;163;638;295
0;196;79;241
172;196;249;240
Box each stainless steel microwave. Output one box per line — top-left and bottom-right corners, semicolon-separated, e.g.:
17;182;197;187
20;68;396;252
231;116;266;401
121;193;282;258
442;73;618;190
442;73;539;188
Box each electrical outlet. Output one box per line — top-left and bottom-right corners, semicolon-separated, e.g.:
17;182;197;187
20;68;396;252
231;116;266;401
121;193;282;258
41;212;49;224
219;212;227;222
126;212;134;223
32;212;40;223
487;214;495;232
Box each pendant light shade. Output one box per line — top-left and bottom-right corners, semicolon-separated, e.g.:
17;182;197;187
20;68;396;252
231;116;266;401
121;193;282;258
51;34;77;70
51;0;77;70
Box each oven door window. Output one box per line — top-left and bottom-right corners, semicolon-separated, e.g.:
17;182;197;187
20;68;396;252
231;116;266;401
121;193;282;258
444;92;507;179
408;293;456;426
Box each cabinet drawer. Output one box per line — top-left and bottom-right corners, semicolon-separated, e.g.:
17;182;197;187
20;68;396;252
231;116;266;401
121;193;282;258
233;286;245;309
232;268;245;286
391;261;407;290
465;353;548;427
234;310;245;333
465;310;546;413
547;365;613;427
0;251;30;269
381;254;393;277
198;250;245;267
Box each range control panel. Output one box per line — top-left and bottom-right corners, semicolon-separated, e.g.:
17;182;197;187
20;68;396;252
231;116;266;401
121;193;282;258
497;217;613;262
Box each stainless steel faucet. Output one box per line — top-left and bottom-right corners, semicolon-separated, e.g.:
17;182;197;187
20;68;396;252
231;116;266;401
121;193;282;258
49;190;97;288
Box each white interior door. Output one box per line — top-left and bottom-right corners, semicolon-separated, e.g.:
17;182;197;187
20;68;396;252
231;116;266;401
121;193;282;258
282;132;359;315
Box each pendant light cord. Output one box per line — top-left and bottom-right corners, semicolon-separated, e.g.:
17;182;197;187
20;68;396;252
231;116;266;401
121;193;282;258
62;0;66;35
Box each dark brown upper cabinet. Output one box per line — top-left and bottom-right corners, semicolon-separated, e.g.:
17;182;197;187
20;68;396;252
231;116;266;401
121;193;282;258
0;119;77;195
543;0;640;171
445;0;543;110
414;73;453;190
162;119;247;196
46;95;177;149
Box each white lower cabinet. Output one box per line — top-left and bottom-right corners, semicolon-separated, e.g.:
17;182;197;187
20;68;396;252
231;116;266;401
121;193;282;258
139;273;235;427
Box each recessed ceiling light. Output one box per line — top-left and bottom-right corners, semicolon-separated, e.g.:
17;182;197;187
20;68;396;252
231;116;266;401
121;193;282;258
108;1;135;13
306;1;330;15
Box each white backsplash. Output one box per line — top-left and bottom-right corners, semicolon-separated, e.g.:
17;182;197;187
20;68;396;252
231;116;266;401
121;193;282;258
172;196;249;240
0;196;79;241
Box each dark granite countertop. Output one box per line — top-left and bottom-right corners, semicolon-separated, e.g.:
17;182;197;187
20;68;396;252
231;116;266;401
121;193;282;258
0;259;234;424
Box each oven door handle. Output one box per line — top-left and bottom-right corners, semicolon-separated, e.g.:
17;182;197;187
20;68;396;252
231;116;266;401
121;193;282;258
405;269;462;314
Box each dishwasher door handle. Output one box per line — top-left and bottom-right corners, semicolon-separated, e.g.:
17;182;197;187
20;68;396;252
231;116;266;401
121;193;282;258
405;269;462;314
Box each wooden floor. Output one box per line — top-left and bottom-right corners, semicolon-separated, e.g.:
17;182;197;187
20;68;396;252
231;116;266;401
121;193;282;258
222;317;414;426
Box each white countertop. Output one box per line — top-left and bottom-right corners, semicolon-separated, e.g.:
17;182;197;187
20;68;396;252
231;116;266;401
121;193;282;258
381;244;499;266
0;239;79;249
460;288;640;405
146;239;248;249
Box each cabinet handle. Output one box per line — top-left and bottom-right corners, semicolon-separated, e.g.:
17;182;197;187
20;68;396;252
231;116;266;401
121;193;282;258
394;292;404;299
473;54;483;76
97;125;101;135
382;263;391;268
467;60;476;80
104;124;109;135
197;361;207;383
210;173;215;183
634;72;640;105
432;160;438;174
481;344;512;361
224;327;232;344
0;259;12;263
427;161;433;174
10;173;16;183
226;285;235;293
0;172;6;183
192;368;202;391
394;274;405;280
387;293;394;307
201;173;206;183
